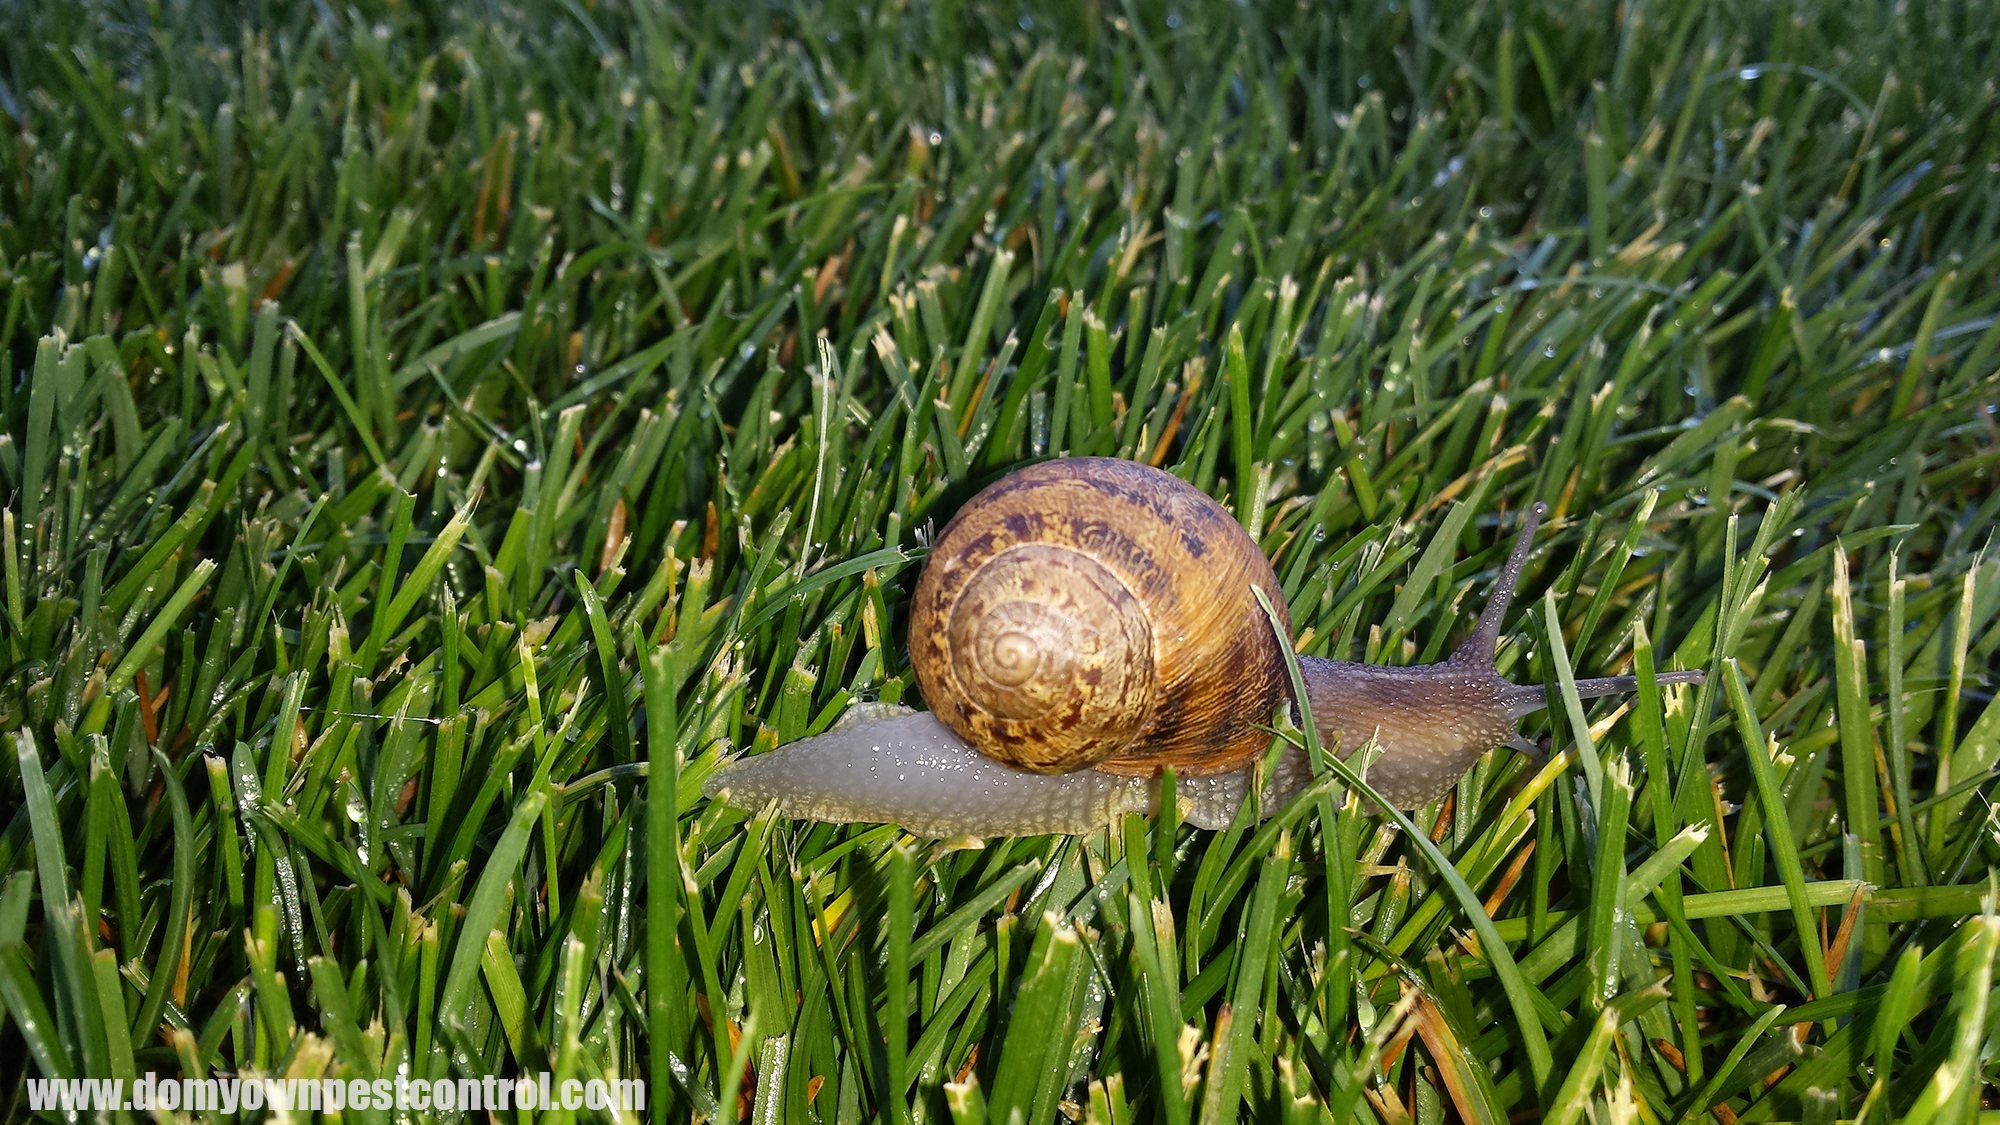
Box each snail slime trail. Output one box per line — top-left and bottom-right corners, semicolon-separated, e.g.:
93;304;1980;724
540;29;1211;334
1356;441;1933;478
704;458;1705;837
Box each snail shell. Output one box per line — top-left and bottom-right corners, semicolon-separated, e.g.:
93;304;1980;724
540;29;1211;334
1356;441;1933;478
908;457;1291;776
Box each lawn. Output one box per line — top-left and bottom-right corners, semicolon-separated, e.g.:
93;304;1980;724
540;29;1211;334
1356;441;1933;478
1;0;1998;1121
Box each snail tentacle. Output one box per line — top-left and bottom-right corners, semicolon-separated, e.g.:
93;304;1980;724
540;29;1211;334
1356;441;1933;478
1508;735;1548;766
1450;501;1548;669
1498;671;1706;720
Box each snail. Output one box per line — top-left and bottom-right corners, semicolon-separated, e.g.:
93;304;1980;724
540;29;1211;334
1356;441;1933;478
703;457;1703;837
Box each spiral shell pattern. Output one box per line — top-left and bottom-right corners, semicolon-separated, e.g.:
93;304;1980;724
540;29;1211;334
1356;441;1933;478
936;543;1156;771
910;457;1291;775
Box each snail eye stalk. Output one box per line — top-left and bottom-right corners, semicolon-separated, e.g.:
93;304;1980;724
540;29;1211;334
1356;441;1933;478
1451;501;1548;670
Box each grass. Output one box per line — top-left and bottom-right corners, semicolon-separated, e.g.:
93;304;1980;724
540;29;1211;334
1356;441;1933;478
0;0;1998;1121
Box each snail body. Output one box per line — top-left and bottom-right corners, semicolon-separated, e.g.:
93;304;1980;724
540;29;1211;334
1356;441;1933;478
705;457;1702;837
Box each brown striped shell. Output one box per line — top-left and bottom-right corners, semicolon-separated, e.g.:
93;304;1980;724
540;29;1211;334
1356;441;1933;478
908;457;1292;776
